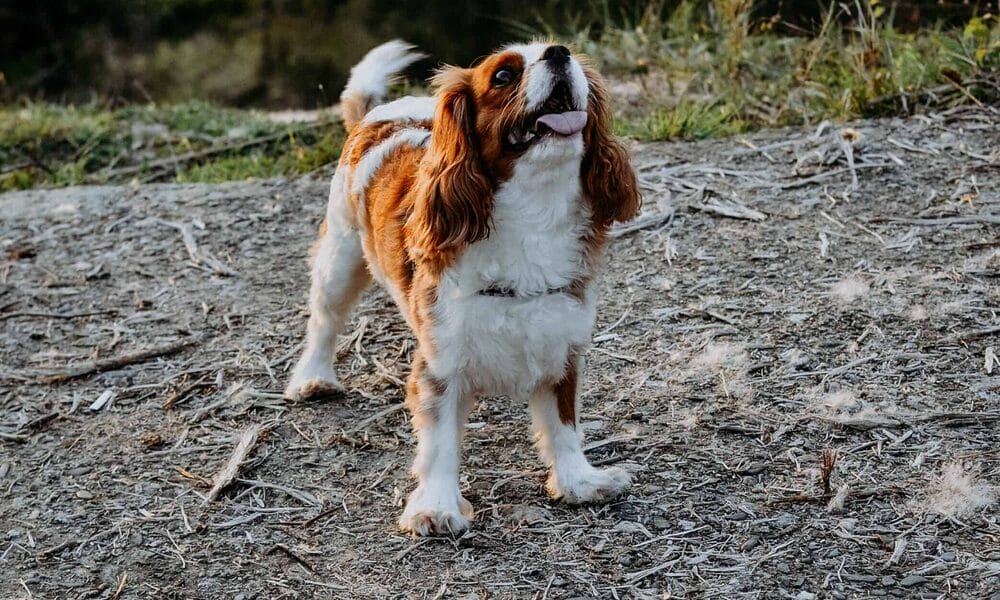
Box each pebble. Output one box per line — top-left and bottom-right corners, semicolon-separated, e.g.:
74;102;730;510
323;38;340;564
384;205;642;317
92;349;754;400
68;466;91;476
900;575;928;588
508;504;552;525
75;490;94;499
881;576;895;586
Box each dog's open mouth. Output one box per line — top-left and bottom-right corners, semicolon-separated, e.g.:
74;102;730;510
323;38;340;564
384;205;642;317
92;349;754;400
504;82;587;151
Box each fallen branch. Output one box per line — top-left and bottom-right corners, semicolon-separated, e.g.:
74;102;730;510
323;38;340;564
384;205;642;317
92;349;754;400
690;198;766;221
776;163;893;190
346;402;407;433
91;123;322;182
874;215;1000;226
770;485;902;506
206;425;263;503
609;210;675;238
267;543;316;573
811;411;1000;430
0;309;117;322
936;325;1000;346
38;338;200;384
0;430;29;442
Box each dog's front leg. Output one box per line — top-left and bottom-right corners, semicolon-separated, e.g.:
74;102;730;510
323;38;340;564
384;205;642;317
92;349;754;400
399;355;474;536
531;353;632;504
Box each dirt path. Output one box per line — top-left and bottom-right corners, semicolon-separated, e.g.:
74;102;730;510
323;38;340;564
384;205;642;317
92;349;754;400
2;107;998;599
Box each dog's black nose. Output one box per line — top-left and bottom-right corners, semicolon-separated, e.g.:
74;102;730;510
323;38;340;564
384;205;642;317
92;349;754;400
542;45;571;65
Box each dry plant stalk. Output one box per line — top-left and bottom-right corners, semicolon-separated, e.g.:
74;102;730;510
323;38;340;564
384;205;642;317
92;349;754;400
820;448;838;495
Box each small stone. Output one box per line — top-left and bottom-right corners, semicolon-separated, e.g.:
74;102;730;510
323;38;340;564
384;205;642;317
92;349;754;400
508;504;552;525
68;466;91;476
881;576;896;586
75;490;94;499
938;551;956;562
900;575;928;588
838;518;859;533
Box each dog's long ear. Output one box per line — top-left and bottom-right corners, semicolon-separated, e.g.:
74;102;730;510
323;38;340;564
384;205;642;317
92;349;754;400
581;66;641;228
406;67;492;265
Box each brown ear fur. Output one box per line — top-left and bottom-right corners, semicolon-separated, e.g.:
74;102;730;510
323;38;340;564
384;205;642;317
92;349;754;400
581;67;642;228
406;68;492;265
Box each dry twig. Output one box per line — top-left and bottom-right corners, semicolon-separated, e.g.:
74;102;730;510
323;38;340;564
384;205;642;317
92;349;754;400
205;424;263;503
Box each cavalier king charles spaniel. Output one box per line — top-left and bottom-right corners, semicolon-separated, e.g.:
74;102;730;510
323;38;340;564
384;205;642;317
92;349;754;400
285;40;641;535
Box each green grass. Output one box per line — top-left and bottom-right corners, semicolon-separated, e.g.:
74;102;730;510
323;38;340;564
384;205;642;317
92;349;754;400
615;100;746;140
0;101;345;191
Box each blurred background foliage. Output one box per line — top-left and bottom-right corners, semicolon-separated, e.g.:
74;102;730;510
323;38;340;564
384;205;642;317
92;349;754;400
0;1;997;190
1;0;995;107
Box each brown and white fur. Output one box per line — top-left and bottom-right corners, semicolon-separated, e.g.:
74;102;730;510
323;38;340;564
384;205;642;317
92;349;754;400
285;40;641;535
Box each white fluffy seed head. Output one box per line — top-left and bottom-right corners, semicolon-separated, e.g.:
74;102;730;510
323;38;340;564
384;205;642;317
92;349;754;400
831;276;870;304
925;462;996;517
690;342;748;373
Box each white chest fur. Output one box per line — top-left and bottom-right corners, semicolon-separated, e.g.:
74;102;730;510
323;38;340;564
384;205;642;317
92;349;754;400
429;140;597;395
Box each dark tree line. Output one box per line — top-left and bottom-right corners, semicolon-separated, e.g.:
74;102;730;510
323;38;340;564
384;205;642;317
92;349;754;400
0;0;990;106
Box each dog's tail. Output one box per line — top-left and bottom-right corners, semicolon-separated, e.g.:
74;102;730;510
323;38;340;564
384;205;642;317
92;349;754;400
340;40;425;133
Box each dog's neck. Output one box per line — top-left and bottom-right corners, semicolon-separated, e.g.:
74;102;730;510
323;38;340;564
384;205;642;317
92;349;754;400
445;140;590;298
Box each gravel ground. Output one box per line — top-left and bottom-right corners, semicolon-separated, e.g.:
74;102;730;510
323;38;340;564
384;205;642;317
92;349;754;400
2;105;999;599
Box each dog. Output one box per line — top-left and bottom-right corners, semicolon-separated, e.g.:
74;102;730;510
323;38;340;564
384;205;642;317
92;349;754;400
285;40;641;535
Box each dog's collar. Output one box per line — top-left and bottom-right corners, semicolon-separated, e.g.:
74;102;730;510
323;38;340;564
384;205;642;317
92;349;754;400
477;284;571;298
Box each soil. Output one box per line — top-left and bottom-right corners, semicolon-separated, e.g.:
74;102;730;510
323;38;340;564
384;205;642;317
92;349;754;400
2;106;999;600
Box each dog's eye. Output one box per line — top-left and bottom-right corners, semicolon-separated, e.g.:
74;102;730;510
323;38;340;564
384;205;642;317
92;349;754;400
492;68;515;88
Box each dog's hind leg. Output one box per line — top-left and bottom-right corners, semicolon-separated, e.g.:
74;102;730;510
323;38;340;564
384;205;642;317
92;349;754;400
285;171;371;400
530;352;632;504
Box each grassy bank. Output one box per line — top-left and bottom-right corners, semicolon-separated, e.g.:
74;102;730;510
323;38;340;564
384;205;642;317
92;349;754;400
0;102;346;191
572;1;999;140
1;1;997;190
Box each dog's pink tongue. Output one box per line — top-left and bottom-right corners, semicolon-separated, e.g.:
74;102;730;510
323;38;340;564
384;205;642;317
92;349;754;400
536;111;587;135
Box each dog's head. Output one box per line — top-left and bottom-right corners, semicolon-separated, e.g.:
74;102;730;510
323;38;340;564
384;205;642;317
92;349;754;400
406;42;641;263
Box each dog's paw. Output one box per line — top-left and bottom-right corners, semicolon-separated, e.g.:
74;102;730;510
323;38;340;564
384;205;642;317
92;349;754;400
284;364;344;401
547;465;632;504
399;486;473;536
